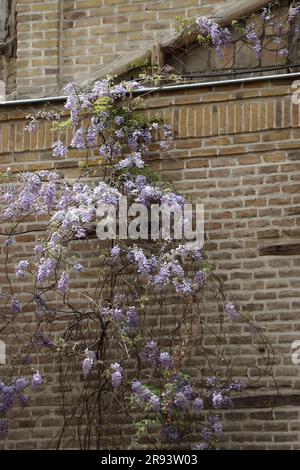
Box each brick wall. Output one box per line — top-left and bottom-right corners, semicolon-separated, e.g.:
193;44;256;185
15;0;223;98
1;75;300;448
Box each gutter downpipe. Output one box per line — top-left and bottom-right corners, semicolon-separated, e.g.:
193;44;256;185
0;71;300;107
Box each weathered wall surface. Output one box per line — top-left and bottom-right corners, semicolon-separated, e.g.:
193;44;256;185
15;0;225;98
0;75;300;449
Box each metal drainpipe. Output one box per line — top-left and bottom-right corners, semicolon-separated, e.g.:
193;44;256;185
0;71;300;106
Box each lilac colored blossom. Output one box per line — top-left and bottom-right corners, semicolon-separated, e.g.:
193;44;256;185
32;371;43;390
116;152;144;170
73;262;83;272
224;302;238;321
14;378;29;392
175;244;189;258
261;6;271;21
194;397;204;416
159;351;173;370
279;48;289;57
182;384;194;400
4;239;12;247
210;415;223;439
149;395;160;412
162;192;185;208
111;363;123;388
123;306;139;335
87;124;97;146
115;129;125;139
37;258;56;283
99;141;121;161
288;6;300;22
71;128;86;149
135;175;147;191
127;247;153;275
194;270;206;286
131;381;160;412
193;442;209;450
212;392;224;408
41;182;56;210
110;308;123;321
93;182;121;206
111;245;121;259
15;260;30;279
52;140;68;158
19;394;29;408
192;248;203;260
245;23;262;58
170;260;185;278
153;263;171;286
196;17;232;55
58;272;70;293
143;340;159;368
82;350;95;378
115;116;124;126
173;279;192;294
137;184;162;207
174;392;189;410
11;297;22;315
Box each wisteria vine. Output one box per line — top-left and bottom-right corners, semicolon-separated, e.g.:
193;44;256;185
0;74;274;449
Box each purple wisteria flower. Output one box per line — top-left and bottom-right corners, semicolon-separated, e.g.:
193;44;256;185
52;140;68;158
245;23;262;58
127;247;155;276
82;350;95;378
115;116;124;126
159;351;173;370
196;17;232;56
11;297;22;315
194;397;204;416
41;182;56;210
32;371;43;390
194;270;206;286
279;48;289;57
111;363;123;388
71;128;86;149
116;152;144;170
212;392;224;408
143;340;159;368
174;392;189;410
87;124;97;146
210;415;223;439
123;306;139;335
131;381;160;412
288;5;300;22
110;245;121;259
37;258;56;283
224;302;238;321
58;272;70;293
73;262;83;272
15;260;30;279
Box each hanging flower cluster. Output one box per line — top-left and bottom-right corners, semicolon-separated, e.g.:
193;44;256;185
0;73;271;449
189;1;300;59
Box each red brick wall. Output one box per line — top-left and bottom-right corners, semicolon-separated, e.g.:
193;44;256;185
1;75;300;448
15;0;222;98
